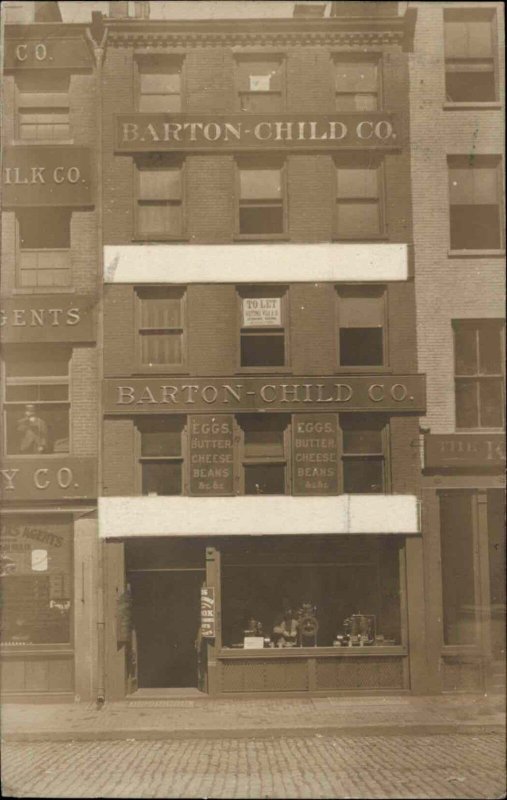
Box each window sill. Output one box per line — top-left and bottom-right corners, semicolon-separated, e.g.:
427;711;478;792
443;102;502;111
331;235;390;243
233;235;290;243
132;368;189;376
132;236;190;243
3;453;71;460
11;286;75;295
448;249;505;259
11;140;75;147
334;366;392;374
235;367;292;374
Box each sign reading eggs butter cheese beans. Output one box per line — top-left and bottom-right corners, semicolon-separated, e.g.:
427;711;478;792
293;414;338;495
189;415;235;496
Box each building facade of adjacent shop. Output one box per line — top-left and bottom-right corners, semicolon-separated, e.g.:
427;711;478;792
98;1;430;698
409;1;505;694
1;2;100;701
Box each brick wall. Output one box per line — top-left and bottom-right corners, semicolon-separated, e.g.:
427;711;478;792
103;418;136;495
71;346;98;457
409;2;505;433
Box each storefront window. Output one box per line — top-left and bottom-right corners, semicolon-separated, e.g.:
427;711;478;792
138;417;184;495
3;344;70;455
240;414;289;494
221;536;402;648
0;517;72;645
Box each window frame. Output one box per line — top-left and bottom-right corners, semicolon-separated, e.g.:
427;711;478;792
235;158;288;241
15;71;72;144
234;53;286;113
447;155;504;253
134;54;186;113
237;413;291;496
15;209;72;289
335;284;389;372
133;157;187;242
453;319;505;431
443;8;499;107
2;348;72;458
236;285;290;373
339;414;390;495
134;285;188;374
135;416;187;496
332;52;383;113
333;156;387;242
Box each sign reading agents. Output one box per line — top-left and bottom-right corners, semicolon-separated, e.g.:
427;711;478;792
116;113;398;152
3;147;93;207
242;297;281;327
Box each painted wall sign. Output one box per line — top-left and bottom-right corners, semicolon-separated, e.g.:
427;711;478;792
0;295;95;343
4;38;92;70
200;586;216;638
115;113;399;152
189;415;235;496
3;146;93;207
104;375;426;414
292;414;338;495
425;434;506;470
0;457;96;501
242;298;281;327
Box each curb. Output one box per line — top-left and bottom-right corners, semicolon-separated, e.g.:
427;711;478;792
2;723;505;742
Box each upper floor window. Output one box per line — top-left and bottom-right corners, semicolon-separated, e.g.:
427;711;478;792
235;56;284;112
334;56;379;111
136;286;186;370
137;56;182;112
16;208;71;288
15;72;70;141
237;161;286;238
340;415;386;494
137;417;185;495
238;286;287;368
336;286;386;368
335;157;384;239
454;320;505;430
239;414;290;495
444;9;497;103
448;156;503;250
135;158;184;240
3;345;70;455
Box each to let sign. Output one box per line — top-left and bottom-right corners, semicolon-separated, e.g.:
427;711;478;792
104;375;426;414
242;298;281;327
116;113;399;152
425;434;506;470
0;457;96;501
3;146;93;207
293;414;338;495
200;587;216;638
189;415;235;496
0;295;95;343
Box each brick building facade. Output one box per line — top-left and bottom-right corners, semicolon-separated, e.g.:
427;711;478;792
1;0;504;702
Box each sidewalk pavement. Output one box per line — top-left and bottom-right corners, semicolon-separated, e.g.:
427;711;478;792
1;692;505;742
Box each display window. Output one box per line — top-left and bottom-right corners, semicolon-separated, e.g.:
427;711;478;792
221;536;402;649
0;517;73;646
3;344;71;455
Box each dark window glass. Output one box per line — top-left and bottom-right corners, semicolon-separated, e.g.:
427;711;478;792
343;458;384;494
341;415;385;494
440;493;476;645
244;464;285;495
455;380;479;428
480;380;504;428
238;167;284;236
236;57;283;112
454;322;504;429
448;158;502;250
137;287;185;367
450;206;501;250
446;71;496;103
339;329;383;367
243;416;286;458
18;208;71;249
337;287;385;367
239;206;284;235
142;461;182;496
444;14;496;103
241;333;285;367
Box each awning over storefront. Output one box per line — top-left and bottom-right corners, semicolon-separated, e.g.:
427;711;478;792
103;243;409;284
98;494;420;538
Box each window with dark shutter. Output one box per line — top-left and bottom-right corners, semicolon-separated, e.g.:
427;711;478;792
240;414;289;495
16;208;72;288
237;163;285;237
138;417;185;496
136;159;184;239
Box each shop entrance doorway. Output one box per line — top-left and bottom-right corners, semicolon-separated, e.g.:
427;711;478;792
130;571;203;689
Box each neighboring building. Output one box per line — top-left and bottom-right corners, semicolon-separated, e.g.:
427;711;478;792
409;1;505;693
1;2;100;701
99;1;426;698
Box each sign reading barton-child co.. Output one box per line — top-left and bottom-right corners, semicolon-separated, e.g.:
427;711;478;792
104;375;426;414
115;113;399;152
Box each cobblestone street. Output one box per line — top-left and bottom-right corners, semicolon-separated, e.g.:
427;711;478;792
2;733;505;799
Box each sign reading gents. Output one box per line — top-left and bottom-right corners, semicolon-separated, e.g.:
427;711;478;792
105;375;426;413
116;113;398;151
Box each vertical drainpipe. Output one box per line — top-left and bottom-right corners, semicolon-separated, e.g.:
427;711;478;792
86;15;107;705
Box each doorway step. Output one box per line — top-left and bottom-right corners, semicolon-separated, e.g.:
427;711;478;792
127;687;210;702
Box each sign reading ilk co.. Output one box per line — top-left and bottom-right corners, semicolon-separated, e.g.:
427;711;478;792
3;146;93;207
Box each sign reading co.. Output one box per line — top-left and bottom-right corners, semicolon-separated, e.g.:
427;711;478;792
104;375;426;414
4;38;92;70
0;295;95;343
116;112;399;152
3;146;93;207
0;458;96;501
